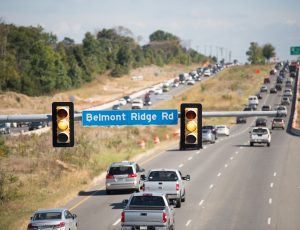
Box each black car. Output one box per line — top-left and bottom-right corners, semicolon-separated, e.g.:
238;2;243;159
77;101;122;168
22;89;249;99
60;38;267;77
256;93;263;99
276;78;283;84
275;84;282;91
261;105;272;111
255;118;267;127
202;125;218;140
112;104;121;110
123;95;132;103
270;87;277;94
28;122;47;131
236;117;247;124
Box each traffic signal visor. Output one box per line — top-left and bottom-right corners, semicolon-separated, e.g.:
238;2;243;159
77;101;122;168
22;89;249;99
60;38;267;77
185;108;198;144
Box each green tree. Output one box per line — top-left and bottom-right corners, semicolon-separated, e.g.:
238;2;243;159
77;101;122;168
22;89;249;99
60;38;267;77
149;30;179;42
246;42;264;64
262;43;275;62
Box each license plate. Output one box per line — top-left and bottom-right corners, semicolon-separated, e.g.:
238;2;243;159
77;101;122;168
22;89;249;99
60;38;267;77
140;226;147;230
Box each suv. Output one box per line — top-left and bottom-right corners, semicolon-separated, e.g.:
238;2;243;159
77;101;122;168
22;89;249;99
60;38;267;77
271;118;285;130
249;127;271;147
131;99;144;109
281;97;290;105
255;118;267;127
275;106;288;117
105;161;145;194
248;96;259;106
202;125;218;140
0;123;11;135
275;84;282;91
283;89;293;98
261;105;272;111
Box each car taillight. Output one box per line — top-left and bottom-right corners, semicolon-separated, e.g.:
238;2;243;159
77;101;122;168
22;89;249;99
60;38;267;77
53;222;65;229
128;173;137;178
176;182;180;191
141;184;145;191
162;212;168;223
27;224;38;230
121;211;125;223
106;174;114;179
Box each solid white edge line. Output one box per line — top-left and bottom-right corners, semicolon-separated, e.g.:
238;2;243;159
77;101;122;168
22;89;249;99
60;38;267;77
178;164;184;168
268;217;271;225
199;200;204;206
186;219;192;226
113;218;121;226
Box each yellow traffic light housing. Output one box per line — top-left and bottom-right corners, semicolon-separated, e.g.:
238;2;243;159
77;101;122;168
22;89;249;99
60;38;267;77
180;103;202;150
52;102;74;147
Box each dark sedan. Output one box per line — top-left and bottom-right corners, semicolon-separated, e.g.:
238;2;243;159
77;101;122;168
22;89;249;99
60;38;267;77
255;118;267;127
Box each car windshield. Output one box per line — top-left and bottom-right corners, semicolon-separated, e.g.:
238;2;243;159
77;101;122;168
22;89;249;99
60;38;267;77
109;166;133;175
33;212;62;220
274;119;283;122
253;129;268;134
148;171;178;181
130;196;165;207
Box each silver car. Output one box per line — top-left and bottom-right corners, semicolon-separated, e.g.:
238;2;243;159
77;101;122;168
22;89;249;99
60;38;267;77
27;208;77;230
202;129;216;144
106;161;145;194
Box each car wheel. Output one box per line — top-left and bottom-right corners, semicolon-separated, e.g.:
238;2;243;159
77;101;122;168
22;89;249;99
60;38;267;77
106;190;112;195
176;198;182;208
250;142;253;147
267;142;270;147
181;190;186;202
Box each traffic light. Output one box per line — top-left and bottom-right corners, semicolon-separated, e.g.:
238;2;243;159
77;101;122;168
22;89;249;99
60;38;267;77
180;103;202;150
52;102;74;147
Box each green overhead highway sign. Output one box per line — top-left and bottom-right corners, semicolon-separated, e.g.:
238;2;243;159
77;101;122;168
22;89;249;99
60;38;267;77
290;46;300;55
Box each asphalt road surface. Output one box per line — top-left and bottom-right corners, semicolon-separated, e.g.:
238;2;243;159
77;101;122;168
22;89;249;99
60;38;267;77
65;74;300;230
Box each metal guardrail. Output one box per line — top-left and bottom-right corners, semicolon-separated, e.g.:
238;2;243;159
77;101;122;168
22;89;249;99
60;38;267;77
0;111;278;123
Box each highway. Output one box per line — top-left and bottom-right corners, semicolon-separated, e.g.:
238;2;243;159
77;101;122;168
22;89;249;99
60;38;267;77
64;72;300;230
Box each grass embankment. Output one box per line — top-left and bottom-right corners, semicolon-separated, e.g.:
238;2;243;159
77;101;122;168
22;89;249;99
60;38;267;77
0;64;271;229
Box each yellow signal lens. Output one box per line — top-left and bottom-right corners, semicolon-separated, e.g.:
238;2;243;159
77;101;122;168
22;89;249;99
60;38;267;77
186;121;197;132
58;120;69;131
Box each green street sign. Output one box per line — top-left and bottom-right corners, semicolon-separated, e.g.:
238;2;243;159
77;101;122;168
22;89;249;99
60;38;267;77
290;46;300;55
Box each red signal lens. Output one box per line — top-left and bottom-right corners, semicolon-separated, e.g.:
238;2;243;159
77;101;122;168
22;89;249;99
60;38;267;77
186;110;196;119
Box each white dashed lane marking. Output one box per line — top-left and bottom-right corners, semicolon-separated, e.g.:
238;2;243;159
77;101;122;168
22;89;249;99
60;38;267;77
113;218;121;226
225;164;228;168
268;217;271;225
273;172;277;177
270;182;274;188
217;172;222;177
186;220;192;226
199;200;204;206
178;164;184;168
188;157;193;161
209;184;214;189
269;198;272;204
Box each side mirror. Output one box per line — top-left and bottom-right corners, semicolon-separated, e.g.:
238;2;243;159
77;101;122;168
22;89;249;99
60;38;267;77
140;175;146;181
139;168;145;173
72;214;77;219
122;199;129;207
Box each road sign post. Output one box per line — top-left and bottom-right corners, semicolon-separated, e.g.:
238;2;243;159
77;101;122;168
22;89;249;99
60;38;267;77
82;110;178;126
290;46;300;55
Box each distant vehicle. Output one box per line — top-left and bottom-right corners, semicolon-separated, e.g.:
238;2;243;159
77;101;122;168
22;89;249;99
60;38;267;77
121;192;175;230
269;69;276;75
283;89;293;98
256;92;263;99
275;84;282;91
249;127;271;147
142;169;190;208
260;85;268;92
276;77;283;84
0;123;11;135
154;88;163;95
172;82;179;88
162;84;170;92
144;93;152;106
202;129;216;143
202;125;218;140
118;98;127;106
271;118;285;130
275;105;288;117
27;208;77;230
203;69;211;77
186;79;195;85
263;78;270;84
123;95;132;103
148;87;156;94
270;87;277;94
179;73;188;84
261;105;272;111
28;122;47;131
248;103;257;110
281;97;290;105
255;118;267;127
248;95;259;106
112;104;121;110
131;99;144;110
236;116;247;124
105;161;145;194
215;125;230;136
285;79;293;88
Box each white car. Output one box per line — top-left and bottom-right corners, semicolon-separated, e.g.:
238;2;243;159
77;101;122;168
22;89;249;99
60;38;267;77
249;127;271;147
275;105;288;117
118;98;127;106
248;96;259;106
154;88;163;95
283;89;293;98
216;125;230;136
186;79;195;85
131;99;143;109
203;69;211;77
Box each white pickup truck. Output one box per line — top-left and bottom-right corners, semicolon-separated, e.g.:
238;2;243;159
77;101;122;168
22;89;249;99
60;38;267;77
141;169;190;208
131;99;144;110
121;192;175;230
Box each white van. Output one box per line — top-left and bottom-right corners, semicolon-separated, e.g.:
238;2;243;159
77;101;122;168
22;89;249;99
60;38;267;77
248;96;259;106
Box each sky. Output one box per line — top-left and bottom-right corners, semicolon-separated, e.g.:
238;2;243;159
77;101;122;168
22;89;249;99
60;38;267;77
1;0;300;63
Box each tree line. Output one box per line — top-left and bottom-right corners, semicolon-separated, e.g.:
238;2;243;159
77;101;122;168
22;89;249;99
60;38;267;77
246;42;276;64
0;23;206;96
